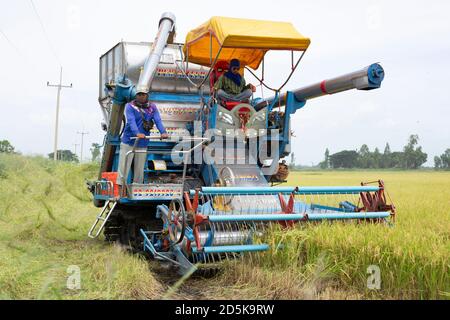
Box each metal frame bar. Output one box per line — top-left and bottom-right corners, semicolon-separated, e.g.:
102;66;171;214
190;186;380;196
122;136;210;196
192;244;269;254
94;180;114;199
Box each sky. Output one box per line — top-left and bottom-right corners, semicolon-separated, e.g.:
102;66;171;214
0;0;449;165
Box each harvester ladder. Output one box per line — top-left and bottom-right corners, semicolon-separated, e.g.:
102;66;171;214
88;200;117;239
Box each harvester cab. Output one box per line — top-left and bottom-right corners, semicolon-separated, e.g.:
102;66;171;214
88;13;394;274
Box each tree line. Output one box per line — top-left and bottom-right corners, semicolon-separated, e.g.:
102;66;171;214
319;134;436;170
434;149;450;170
47;143;102;162
0;139;102;163
2;137;449;170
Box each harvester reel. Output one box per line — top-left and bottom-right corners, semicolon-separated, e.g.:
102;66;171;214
167;199;186;246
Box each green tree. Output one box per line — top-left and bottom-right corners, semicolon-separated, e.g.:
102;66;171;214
434;156;442;170
440;148;450;169
329;150;359;168
372;147;382;168
382;143;392;168
358;144;372;168
390;152;405;168
48;150;79;162
90;143;102;162
319;148;330;169
0;140;15;154
402;134;427;169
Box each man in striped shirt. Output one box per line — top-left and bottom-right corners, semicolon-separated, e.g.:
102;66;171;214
214;58;256;102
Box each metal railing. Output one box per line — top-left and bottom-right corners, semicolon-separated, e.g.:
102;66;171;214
94;180;115;200
121;135;210;197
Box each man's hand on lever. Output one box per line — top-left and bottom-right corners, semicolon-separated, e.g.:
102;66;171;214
160;133;169;140
137;133;146;139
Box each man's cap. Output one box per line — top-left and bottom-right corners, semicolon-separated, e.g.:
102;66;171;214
136;85;149;95
230;58;240;69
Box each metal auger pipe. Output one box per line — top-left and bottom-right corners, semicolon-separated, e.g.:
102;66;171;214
190;185;380;196
192;244;270;254
137;12;176;92
307;212;391;220
208;213;306;222
254;63;385;109
206;212;390;222
182;231;253;247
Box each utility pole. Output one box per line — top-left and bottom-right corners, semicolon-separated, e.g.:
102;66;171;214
47;67;72;161
77;130;89;162
73;143;79;159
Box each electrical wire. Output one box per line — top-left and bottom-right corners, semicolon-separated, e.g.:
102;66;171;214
0;27;23;56
0;25;47;77
29;0;61;66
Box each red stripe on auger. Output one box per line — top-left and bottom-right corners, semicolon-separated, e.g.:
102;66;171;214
320;80;328;94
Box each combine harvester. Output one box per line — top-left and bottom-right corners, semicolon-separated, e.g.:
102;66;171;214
88;13;395;274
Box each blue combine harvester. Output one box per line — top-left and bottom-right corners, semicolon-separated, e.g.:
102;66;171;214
87;13;395;274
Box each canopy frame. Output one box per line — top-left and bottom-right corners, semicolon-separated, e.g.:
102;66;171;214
182;17;311;92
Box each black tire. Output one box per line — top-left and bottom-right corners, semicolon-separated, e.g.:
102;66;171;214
93;198;105;208
103;205;163;252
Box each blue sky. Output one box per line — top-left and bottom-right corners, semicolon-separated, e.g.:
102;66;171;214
0;0;449;165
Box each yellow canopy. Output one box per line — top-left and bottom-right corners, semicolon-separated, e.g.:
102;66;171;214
183;16;311;70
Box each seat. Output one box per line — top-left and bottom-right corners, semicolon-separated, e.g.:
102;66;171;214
210;60;229;93
223;101;242;111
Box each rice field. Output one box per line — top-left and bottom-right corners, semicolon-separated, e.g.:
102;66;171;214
0;153;448;299
219;171;450;299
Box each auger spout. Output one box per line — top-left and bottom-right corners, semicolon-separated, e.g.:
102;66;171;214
137;12;176;92
255;63;385;109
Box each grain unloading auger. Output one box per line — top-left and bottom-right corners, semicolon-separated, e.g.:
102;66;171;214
88;13;395;274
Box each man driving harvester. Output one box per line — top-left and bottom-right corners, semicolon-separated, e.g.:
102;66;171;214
116;87;169;186
214;58;256;102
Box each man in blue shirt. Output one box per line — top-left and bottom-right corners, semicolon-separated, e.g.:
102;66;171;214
116;88;169;186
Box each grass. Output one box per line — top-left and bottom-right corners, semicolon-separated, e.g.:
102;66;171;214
0;154;163;299
0;154;448;299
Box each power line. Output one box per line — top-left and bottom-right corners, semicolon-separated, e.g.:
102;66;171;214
29;0;61;66
0;23;54;79
0;28;21;54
